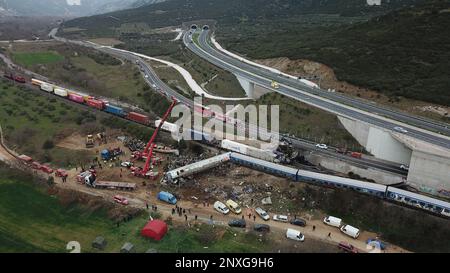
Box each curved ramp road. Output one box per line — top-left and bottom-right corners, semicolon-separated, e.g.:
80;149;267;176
45;28;407;175
184;30;450;150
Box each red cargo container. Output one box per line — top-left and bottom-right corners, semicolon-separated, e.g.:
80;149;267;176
127;112;149;125
68;93;84;103
350;152;362;159
86;98;105;110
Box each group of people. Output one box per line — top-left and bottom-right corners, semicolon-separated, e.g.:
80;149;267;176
172;205;195;222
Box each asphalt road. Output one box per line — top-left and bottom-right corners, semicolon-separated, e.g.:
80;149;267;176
45;29;407;175
99;45;407;176
183;30;450;150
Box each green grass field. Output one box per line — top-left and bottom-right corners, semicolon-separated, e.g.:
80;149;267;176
0;165;271;253
12;51;64;66
0;81;98;167
0;80;162;167
7;43;171;117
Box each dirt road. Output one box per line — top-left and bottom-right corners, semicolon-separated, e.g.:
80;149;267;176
0;125;17;163
54;171;409;253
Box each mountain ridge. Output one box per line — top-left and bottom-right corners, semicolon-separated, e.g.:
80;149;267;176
0;0;165;17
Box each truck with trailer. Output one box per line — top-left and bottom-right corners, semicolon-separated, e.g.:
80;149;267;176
94;181;136;191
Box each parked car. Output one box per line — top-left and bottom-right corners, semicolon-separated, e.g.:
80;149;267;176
338;241;358;253
255;207;270;221
290;218;306;227
340;224;360;239
121;161;133;168
273;214;288;222
323;216;342;228
213;201;230;215
226;199;242;214
315;143;328;149
253;224;270;233
393;126;408;133
286;228;304;242
228;219;246;228
113;195;129;205
157;191;177;205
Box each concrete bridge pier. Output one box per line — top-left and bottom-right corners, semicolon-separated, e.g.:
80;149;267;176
337;116;412;164
235;75;272;99
338;116;450;198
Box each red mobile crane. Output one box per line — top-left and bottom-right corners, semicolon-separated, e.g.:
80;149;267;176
131;98;178;179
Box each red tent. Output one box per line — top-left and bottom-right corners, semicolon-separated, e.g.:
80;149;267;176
141;220;168;241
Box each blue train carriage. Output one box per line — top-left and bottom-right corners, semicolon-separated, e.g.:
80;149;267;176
104;104;126;117
387;187;450;217
294;169;388;198
229;152;297;180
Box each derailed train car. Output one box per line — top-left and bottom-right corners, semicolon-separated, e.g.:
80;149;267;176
229;152;450;218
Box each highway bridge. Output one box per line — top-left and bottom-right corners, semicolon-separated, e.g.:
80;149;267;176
184;28;450;196
48;27;448;196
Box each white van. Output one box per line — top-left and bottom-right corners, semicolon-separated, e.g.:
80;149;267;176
226;199;242;214
214;201;230;215
323;216;342;228
340;224;360;239
286;228;305;242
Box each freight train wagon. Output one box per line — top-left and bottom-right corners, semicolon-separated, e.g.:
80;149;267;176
30;78;150;126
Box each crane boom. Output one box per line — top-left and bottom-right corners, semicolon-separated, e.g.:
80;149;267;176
143;99;178;156
140;98;177;175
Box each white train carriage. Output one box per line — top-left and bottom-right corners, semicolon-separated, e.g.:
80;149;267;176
229;152;297;180
165;153;231;183
155;119;179;134
222;140;276;162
